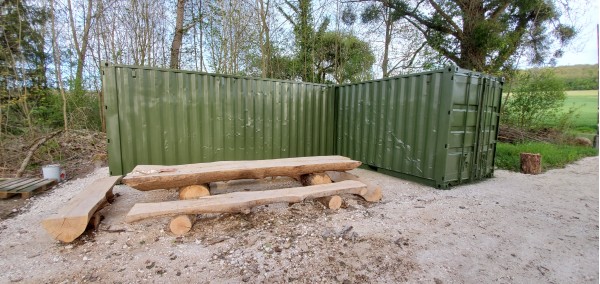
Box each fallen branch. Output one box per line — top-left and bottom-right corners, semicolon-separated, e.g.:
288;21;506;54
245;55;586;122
15;130;63;178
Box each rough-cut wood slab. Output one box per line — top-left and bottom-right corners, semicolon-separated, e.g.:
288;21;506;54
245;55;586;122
325;171;383;202
123;156;361;191
41;176;122;243
126;180;367;223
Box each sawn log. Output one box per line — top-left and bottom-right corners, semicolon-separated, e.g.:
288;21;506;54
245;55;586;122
325;171;383;202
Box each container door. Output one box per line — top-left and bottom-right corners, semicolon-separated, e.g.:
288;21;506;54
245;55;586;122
471;77;502;179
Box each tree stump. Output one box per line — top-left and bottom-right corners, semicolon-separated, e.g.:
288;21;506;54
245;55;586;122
316;195;343;210
300;173;332;186
178;184;210;200
520;153;542;174
169;215;196;236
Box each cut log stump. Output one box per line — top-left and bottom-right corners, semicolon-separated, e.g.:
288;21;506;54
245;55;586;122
41;176;122;243
179;184;210;200
122;156;361;191
170;215;196;235
325;171;383;202
300;172;332;186
126;180;368;223
316;195;342;210
520;153;542;175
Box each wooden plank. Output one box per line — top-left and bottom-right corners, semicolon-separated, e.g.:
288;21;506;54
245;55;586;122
13;179;56;193
41;176;122;243
17;180;57;199
122;156;361;191
0;178;33;188
0;178;39;191
126;180;368;223
325;171;383;202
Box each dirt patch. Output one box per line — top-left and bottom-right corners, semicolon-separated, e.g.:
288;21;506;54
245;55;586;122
0;157;597;283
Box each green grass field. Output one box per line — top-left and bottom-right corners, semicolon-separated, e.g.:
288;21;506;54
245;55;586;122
562;90;598;133
496;142;598;172
496;89;599;172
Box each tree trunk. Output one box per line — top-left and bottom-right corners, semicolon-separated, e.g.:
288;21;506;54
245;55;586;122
67;0;94;94
51;0;68;131
170;0;186;69
257;0;271;78
382;7;392;78
520;153;542;174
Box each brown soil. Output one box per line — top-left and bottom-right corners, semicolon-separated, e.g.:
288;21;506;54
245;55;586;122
0;157;597;283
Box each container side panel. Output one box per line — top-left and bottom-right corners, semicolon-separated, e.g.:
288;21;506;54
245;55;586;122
102;66;123;176
105;66;334;174
336;69;449;183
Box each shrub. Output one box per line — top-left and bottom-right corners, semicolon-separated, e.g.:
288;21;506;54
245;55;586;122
502;69;568;129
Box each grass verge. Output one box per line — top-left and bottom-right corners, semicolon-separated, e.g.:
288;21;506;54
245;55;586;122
562;90;598;132
495;142;598;172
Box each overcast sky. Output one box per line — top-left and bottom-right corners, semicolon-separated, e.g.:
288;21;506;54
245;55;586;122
554;0;599;66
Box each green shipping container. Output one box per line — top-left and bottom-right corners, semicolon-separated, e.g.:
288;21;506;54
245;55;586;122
102;64;502;188
102;64;335;176
336;66;503;188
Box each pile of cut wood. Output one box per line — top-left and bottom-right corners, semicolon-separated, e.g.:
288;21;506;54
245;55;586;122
42;156;382;242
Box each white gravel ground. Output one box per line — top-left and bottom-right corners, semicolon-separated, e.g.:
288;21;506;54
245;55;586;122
0;157;597;283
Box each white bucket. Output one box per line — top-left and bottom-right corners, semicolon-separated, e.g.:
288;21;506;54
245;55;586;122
42;164;63;182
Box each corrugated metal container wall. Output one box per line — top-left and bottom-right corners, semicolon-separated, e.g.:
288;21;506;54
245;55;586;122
103;64;335;175
335;66;503;188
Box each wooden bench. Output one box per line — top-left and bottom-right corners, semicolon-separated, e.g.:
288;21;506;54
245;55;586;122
126;180;377;235
122;156;361;191
41;176;122;243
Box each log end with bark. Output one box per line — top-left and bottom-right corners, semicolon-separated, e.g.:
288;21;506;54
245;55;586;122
169;214;196;235
520;153;542;174
316;195;342;210
300;172;332;186
178;184;210;200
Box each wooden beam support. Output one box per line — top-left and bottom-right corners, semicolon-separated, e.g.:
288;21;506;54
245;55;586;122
316;195;342;210
325;171;383;202
178;184;210;200
169;214;196;235
300;172;332;186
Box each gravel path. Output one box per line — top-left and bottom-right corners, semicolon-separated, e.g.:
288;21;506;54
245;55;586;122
0;157;597;283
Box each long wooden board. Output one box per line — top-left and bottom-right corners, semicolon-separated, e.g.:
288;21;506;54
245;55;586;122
41;176;122;243
122;156;361;191
126;180;367;223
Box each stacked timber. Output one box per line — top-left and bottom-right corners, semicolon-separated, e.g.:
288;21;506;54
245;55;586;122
122;156;382;236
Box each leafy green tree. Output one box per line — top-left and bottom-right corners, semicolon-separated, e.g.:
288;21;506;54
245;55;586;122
278;0;329;82
0;0;47;93
381;0;576;73
314;32;375;83
360;2;401;77
0;0;48;134
503;69;567;129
